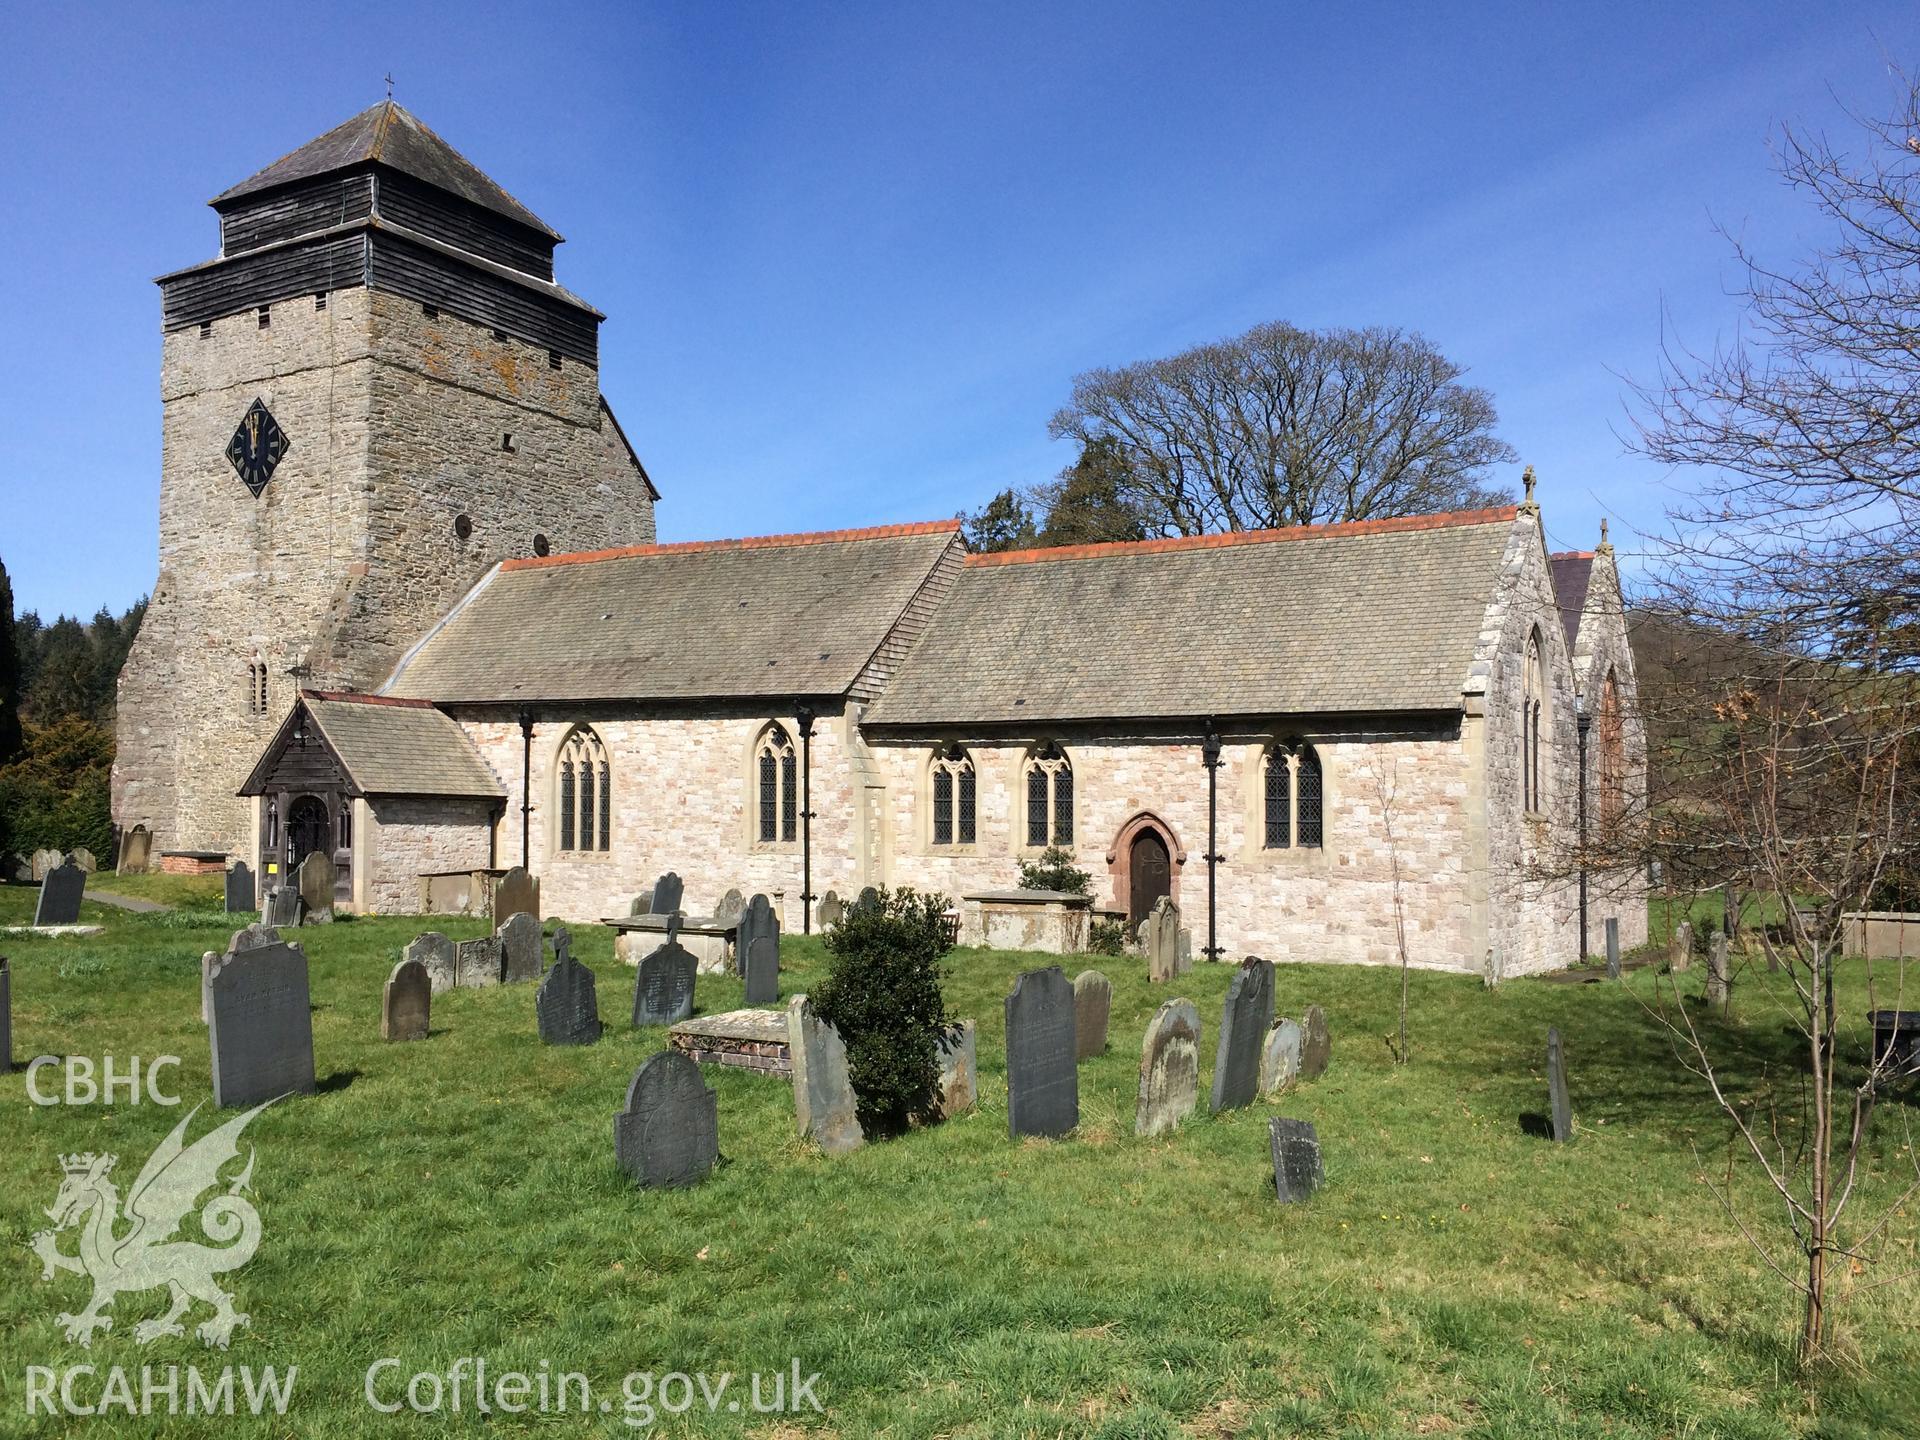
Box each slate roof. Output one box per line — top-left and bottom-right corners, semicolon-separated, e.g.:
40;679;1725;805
1549;551;1595;653
382;523;965;704
863;509;1522;727
245;693;504;798
212;101;561;239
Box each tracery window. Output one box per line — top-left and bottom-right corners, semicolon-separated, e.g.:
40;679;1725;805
1596;669;1625;831
1522;629;1547;814
1025;743;1073;847
1263;741;1324;849
931;745;977;846
757;724;798;844
557;726;611;852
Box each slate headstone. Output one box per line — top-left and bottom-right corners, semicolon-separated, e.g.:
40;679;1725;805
1299;1003;1332;1081
205;922;281;1021
1211;956;1276;1112
1261;1018;1303;1095
457;937;502;988
31;849;63;882
816;890;844;929
296;850;335;924
613;1051;718;1189
117;824;152;875
713;888;746;927
1547;1026;1572;1143
537;927;602;1045
1668;920;1693;973
1706;931;1731;1010
69;847;97;874
207;935;317;1108
1005;966;1078;1138
1072;970;1111;1060
633;932;698;1027
1;957;11;1074
737;893;780;1003
852;886;881;916
223;861;256;915
1145;897;1181;982
493;866;539;928
407;931;457;995
1135;998;1201;1138
630;891;653;918
382;958;431;1041
787;996;864;1156
497;910;543;984
1605;917;1621;979
34;863;85;927
1269;1117;1325;1203
263;885;302;928
937;1019;978;1117
650;872;684;916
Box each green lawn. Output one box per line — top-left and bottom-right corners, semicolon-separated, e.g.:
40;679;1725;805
0;887;1914;1437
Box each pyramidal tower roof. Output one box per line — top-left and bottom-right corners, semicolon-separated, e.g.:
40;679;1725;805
211;100;560;240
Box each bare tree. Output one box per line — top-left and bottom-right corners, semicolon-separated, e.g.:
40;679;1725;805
1048;320;1516;535
1369;754;1414;1064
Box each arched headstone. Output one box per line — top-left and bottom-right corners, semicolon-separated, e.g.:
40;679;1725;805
613;1051;718;1189
1210;957;1275;1112
1006;967;1077;1138
1135;998;1200;1138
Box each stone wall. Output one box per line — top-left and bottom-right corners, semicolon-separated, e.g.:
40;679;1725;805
1568;546;1651;952
362;795;498;915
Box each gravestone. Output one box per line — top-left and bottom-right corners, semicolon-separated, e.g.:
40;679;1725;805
457;937;502;988
1;853;28;884
1211;957;1276;1112
263;885;301;928
69;847;97;874
1547;1026;1573;1143
1;956;10;1074
1177;928;1193;974
1706;932;1731;1010
613;1050;718;1189
1072;970;1111;1060
1299;1003;1332;1081
296;850;335;924
633;927;698;1027
31;849;63;882
1145;897;1181;982
407;931;457;995
497;910;543;984
713;888;746;928
1269;1118;1325;1203
117;824;152;875
206;922;282;1021
852;886;881;916
651;872;685;916
816;890;844;929
629;891;653;917
1135;998;1201;1138
207;934;316;1108
537;926;602;1045
382;959;431;1041
224;861;256;914
1261;1018;1303;1095
1005;966;1078;1138
493;866;539;928
787;996;864;1156
937;1020;977;1117
1605;917;1621;979
737;893;780;1003
1668;921;1693;973
34;863;85;927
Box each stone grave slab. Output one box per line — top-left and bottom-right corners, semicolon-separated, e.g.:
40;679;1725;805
497;910;543;984
937;1019;977;1117
69;847;97;874
1135;998;1200;1138
382;958;431;1041
225;862;256;914
1211;957;1275;1112
668;1008;792;1076
713;888;746;927
407;931;457;995
1299;1003;1331;1081
1269;1117;1325;1203
1072;970;1111;1060
34;863;85;927
1006;966;1078;1138
1547;1026;1572;1142
1669;920;1693;973
117;825;152;875
787;996;864;1155
816;890;844;929
613;1051;718;1189
1145;897;1181;982
263;885;301;928
651;872;684;915
457;937;502;988
629;890;653;917
1261;1018;1303;1095
297;851;336;924
31;849;63;882
1;956;11;1074
207;935;316;1108
738;894;780;1003
537;927;602;1045
852;886;880;916
493;866;539;928
1605;917;1621;979
633;929;698;1027
1706;932;1731;1009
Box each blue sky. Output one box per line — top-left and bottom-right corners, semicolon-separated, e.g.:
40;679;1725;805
1;2;1913;618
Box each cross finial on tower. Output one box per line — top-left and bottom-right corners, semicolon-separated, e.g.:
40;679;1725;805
1599;517;1612;551
1519;464;1539;515
385;72;395;101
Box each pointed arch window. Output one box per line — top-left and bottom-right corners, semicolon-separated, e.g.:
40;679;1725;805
1522;630;1548;814
1024;743;1074;847
1263;741;1324;850
556;727;611;852
931;745;977;847
1596;669;1625;832
757;724;798;844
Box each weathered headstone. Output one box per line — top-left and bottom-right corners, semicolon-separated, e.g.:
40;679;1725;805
204;922;282;1021
713;888;746;927
34;863;85;927
1269;1117;1325;1203
787;995;864;1155
737;893;780;1003
1;956;11;1074
116;824;152;875
1145;897;1181;983
613;1051;718;1189
1706;931;1731;1010
937;1020;977;1117
650;872;684;916
852;886;881;916
633;930;698;1026
816;890;844;928
497;910;543;984
1668;920;1693;973
224;861;256;915
1177;927;1193;974
1072;970;1111;1060
1299;1003;1331;1081
407;931;457;995
1211;957;1276;1112
629;890;653;917
493;866;539;928
537;926;602;1045
1135;998;1200;1138
382;959;431;1041
207;934;317;1108
1547;1026;1572;1143
295;850;336;924
1605;917;1621;979
0;853;28;884
457;937;502;988
1005;966;1078;1138
69;847;97;874
1261;1018;1303;1095
31;849;63;882
263;885;302;928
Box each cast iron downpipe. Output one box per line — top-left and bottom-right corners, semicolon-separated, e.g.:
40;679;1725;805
1201;720;1223;962
517;706;535;869
796;703;816;935
1576;711;1590;963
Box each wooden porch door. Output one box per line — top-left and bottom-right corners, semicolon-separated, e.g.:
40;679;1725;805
1128;830;1171;930
287;795;329;872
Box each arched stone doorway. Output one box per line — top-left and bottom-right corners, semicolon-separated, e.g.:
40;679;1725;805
287;795;330;872
1107;812;1186;930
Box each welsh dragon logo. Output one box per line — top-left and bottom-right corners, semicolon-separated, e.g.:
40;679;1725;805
30;1099;277;1348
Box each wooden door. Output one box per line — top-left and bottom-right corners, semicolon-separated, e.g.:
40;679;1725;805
1129;830;1171;930
287;795;329;873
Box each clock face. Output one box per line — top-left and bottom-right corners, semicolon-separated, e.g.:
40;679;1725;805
225;399;291;498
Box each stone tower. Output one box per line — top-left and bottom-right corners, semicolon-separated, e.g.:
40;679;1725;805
114;102;658;858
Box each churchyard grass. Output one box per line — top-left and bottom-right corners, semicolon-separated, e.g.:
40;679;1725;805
0;892;1914;1437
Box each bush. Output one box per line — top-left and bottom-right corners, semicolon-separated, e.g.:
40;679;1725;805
810;887;955;1138
0;716;113;860
1018;845;1090;895
1088;918;1127;956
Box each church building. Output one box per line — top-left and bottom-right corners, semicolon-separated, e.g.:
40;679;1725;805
114;104;1646;976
